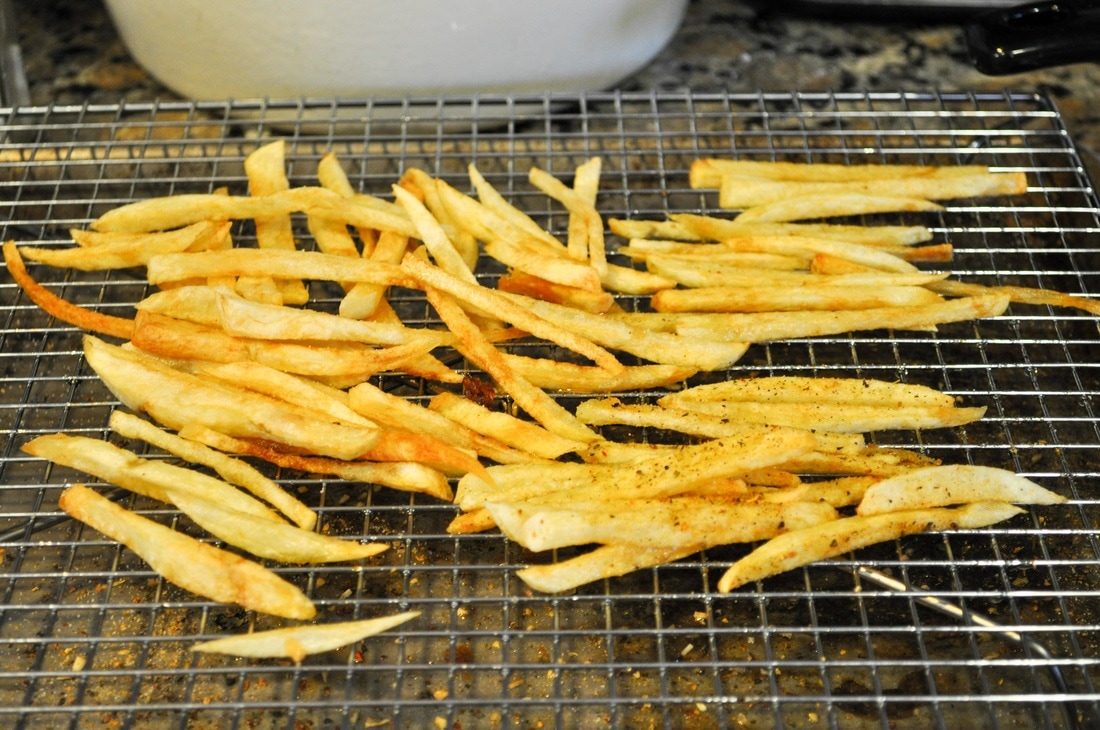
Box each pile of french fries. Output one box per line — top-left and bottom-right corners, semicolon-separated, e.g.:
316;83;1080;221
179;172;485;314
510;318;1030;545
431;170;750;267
5;141;1086;659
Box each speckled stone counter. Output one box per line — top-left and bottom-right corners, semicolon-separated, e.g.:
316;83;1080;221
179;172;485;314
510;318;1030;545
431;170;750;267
11;0;1100;163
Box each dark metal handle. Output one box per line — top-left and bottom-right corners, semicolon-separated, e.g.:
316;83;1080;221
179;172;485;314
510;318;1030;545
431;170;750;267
966;0;1100;74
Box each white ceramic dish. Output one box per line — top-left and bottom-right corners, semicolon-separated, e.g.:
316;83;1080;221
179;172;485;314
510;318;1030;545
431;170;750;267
103;0;688;101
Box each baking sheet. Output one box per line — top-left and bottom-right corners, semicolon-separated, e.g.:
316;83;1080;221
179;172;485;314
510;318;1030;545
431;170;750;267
1;91;1098;729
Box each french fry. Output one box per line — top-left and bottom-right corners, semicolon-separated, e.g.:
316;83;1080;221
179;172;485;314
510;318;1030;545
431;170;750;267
689;158;994;188
517;543;700;593
83;335;382;461
716;501;1025;592
400;168;479;270
244;140;309;305
340;231;413;321
193;611;420;663
393;183;478;283
927;278;1100;317
671;294;1011;343
664;376;958;409
3;241;136;340
346;381;543;466
496;270;615;314
490;496;837;552
778;446;941;478
502;354;696;393
428;390;585;460
146;248;416;290
528;164;607;278
402;253;622;373
570;156;603;260
18;221;231;271
59;484;316;620
181;425;454;501
424;286;601;444
856;464;1065;515
642;256;947;290
718;171;1028;209
496;291;749;371
732;193;944;223
652;284;944;313
482;238;603;292
108;410;317;530
668;214;935;247
465;164;566;253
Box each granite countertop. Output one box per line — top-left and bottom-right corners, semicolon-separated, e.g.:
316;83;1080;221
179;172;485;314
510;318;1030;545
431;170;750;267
10;0;1100;163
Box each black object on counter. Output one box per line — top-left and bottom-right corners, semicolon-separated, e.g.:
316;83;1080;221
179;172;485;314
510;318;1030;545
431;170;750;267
967;1;1100;74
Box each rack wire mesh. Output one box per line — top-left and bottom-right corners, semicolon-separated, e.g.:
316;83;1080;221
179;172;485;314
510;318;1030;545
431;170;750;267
0;91;1098;729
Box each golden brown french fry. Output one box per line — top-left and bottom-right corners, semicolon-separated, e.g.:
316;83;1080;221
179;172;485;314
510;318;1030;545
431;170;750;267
399;168;479;271
528;165;607;278
778;446;940;479
608;217;701;242
428;391;585;460
482;237;603;292
466;164;566;252
668;214;935;247
59;484;316;619
643;256;947;290
717;501;1025;592
393;183;478;283
3;241;136;340
856;464;1065;515
193;611;420;663
346;381;544;466
652;284;943;313
496;270;615;314
108;410;317;530
927;278;1100;316
84;335;381;461
672;294;1011;343
181;425;454;501
339;231;413;321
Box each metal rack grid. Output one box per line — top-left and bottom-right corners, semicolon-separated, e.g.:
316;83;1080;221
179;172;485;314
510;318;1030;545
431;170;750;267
1;91;1098;729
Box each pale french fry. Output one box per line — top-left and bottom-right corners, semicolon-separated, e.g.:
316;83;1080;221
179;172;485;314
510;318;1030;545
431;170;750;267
108;410;317;530
490;496;837;552
399;168;480;271
570;156;603;260
340;231;413;321
652;284;943;314
528;165;607;278
147;248;416;290
668;214;935;247
428;391;585;460
59;484;316;619
83;335;381;461
732;193;943;223
310;153;366;262
718;171;1028;209
927;278;1100;316
664;376;957;409
672;294;1011;343
482;238;603;291
363;298;464;384
502;354;696;394
181;425;454;501
244;140;309;305
643;256;947;290
717;501;1025;592
23;433;286;523
608;218;702;242
18;221;231;271
193;611;420;663
466;164;566;252
167;488;387;564
455;427;817;509
689;158;993;188
424;286;601;444
779;446;941;478
393;183;478;283
92;186;417;238
197;362;376;428
3;241;136;340
517;543;699;593
657;398;985;433
495;291;749;371
856;464;1065;515
624;247;807;272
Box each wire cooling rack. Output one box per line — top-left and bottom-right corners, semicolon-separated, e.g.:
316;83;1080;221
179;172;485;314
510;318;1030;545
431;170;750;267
1;91;1098;729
